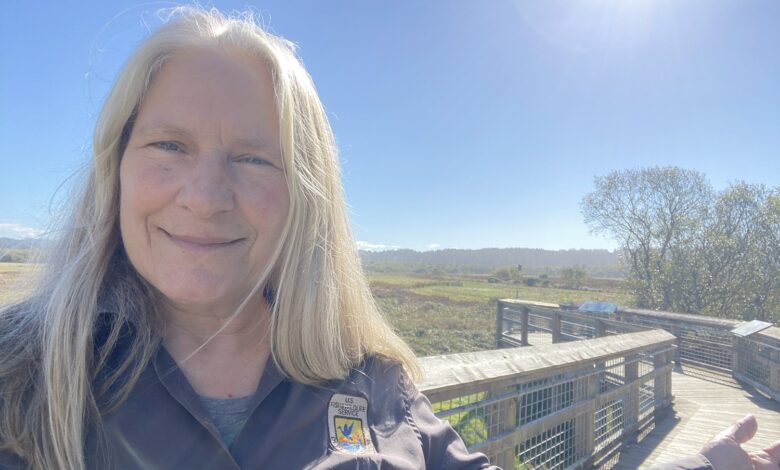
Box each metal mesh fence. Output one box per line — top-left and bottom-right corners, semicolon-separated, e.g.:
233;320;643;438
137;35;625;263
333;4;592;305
638;379;655;422
502;305;737;374
528;313;552;334
433;391;491;449
615;313;734;372
734;336;780;391
428;346;672;469
490;301;780;468
594;399;624;452
516;420;582;469
517;376;588;425
561;319;595;340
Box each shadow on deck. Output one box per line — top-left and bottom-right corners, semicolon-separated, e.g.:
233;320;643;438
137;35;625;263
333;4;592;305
611;369;780;469
484;300;780;469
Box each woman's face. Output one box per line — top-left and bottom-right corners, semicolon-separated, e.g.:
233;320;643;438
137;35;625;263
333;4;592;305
119;48;289;315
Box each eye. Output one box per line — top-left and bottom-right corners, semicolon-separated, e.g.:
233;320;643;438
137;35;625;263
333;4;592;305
152;141;184;153
236;155;273;167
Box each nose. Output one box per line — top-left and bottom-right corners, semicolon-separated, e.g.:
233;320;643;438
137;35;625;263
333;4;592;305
175;156;235;218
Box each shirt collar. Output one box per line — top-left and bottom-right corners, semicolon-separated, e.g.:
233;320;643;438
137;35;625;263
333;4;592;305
152;344;287;421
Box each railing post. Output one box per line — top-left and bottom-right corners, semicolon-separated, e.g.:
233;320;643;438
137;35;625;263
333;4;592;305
664;351;674;405
671;326;682;364
494;385;518;470
552;310;562;344
653;347;672;411
624;354;640;439
595;319;606;338
521;306;529;346
771;364;780;399
582;370;598;466
495;301;505;348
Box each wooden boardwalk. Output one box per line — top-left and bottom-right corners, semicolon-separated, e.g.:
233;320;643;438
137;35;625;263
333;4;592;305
506;332;780;468
610;367;780;469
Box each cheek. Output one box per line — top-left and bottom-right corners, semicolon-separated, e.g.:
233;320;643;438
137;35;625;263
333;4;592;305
120;159;175;216
119;158;176;251
244;177;290;225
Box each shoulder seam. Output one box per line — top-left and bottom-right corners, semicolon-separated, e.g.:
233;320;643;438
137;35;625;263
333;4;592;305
399;368;424;448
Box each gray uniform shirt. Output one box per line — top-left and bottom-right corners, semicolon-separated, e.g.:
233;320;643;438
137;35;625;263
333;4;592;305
0;318;714;470
0;343;495;470
98;348;497;469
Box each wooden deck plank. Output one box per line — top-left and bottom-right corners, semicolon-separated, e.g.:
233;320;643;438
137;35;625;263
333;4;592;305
610;369;780;469
499;331;778;468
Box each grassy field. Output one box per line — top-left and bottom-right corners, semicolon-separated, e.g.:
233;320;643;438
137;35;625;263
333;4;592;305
0;263;34;304
0;265;631;356
369;273;631;356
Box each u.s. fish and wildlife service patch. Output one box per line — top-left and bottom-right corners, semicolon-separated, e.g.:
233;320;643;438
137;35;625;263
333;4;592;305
327;393;375;454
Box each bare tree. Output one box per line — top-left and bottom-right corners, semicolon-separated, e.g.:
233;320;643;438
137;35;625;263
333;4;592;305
581;167;711;309
698;183;780;322
583;168;780;324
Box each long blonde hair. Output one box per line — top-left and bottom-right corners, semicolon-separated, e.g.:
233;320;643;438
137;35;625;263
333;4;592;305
0;7;418;469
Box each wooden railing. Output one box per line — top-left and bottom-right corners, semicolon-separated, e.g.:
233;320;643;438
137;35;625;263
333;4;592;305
733;327;780;402
496;299;780;402
495;300;648;349
418;329;676;469
416;299;780;469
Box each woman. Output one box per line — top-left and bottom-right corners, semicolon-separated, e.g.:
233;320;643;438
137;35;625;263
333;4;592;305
0;7;777;470
0;7;493;469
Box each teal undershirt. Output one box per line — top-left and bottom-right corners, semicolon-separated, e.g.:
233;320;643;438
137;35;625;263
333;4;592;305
198;394;255;447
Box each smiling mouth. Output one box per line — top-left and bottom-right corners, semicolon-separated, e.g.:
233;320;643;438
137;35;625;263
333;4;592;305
159;228;245;251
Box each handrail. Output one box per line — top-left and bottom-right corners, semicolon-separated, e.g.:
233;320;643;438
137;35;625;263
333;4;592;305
497;299;780;402
418;330;676;469
733;327;780;402
466;299;780;468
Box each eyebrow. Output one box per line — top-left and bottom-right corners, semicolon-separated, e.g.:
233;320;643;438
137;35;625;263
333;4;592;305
133;122;281;154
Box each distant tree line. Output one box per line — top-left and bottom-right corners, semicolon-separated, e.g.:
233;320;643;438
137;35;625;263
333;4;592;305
0;238;40;263
491;265;586;290
0;248;33;263
360;247;624;278
582;166;780;324
559;265;588;290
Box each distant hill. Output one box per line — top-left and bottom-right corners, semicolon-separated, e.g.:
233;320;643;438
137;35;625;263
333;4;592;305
0;237;42;262
0;237;41;249
0;238;623;277
360;247;624;277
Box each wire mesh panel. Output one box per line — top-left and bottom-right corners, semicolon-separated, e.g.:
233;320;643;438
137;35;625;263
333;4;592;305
432;391;491;448
614;312;734;373
447;302;679;468
637;355;655;377
429;353;670;468
517;376;588;426
638;379;655;422
498;301;748;379
676;326;733;371
600;358;626;392
561;319;595;340
594;399;625;452
734;337;778;391
516;420;582;470
529;313;553;334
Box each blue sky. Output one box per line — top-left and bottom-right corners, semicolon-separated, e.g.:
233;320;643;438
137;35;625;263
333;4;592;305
2;1;779;250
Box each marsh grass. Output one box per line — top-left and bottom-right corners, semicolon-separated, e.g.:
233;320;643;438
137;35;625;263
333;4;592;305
0;268;629;355
0;263;36;304
370;273;630;356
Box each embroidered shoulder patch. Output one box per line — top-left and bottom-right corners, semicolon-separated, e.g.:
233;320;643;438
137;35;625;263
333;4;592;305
327;393;375;454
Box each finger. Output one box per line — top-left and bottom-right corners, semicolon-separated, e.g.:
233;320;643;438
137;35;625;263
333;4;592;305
749;451;778;470
719;414;757;444
762;439;780;462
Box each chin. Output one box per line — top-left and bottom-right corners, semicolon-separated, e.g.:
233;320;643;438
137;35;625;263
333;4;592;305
157;278;238;310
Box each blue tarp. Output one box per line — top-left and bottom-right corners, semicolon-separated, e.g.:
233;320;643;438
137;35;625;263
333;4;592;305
578;301;618;314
